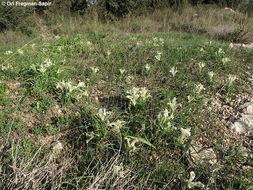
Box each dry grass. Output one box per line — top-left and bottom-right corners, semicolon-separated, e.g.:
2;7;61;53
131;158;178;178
1;5;253;45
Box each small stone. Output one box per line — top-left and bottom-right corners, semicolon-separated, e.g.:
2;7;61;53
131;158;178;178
229;114;253;134
189;146;217;165
238;102;253;114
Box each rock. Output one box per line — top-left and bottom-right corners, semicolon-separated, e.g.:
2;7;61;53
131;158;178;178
229;102;253;135
189;146;217;165
229;115;253;134
238;102;253;114
49;141;65;161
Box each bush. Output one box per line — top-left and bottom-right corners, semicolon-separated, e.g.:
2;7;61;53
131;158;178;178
0;4;34;35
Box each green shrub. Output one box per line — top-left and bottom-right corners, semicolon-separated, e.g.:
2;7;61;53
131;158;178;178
0;2;34;35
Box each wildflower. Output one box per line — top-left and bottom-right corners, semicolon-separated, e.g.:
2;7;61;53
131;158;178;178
168;97;181;113
107;51;111;56
126;87;151;106
54;35;60;39
57;46;62;51
1;64;13;71
158;108;174;124
187;171;205;189
109;120;125;133
229;43;234;49
30;64;36;70
18;49;24;55
145;64;150;71
56;80;76;93
170;66;178;77
5;50;13;55
125;137;138;151
221;57;231;65
153;37;158;42
98;108;107;121
208;71;214;81
91;67;99;73
76;81;85;88
44;58;52;67
119;69;126;75
200;48;204;52
125;75;134;84
155;51;162;61
126;87;139;106
38;65;47;73
57;68;64;74
195;83;205;94
228;74;237;86
56;81;64;90
159;38;164;43
67;84;77;93
187;95;194;102
139;87;151;101
113;163;124;177
86;41;92;46
76;91;89;100
180;128;191;142
31;43;36;50
198;62;205;72
218;48;225;54
137;41;142;46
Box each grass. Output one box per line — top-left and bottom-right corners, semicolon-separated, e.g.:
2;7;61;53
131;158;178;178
0;25;253;189
1;5;253;46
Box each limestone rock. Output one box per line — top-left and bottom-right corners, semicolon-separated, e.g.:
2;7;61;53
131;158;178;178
229;102;253;135
189;146;217;165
